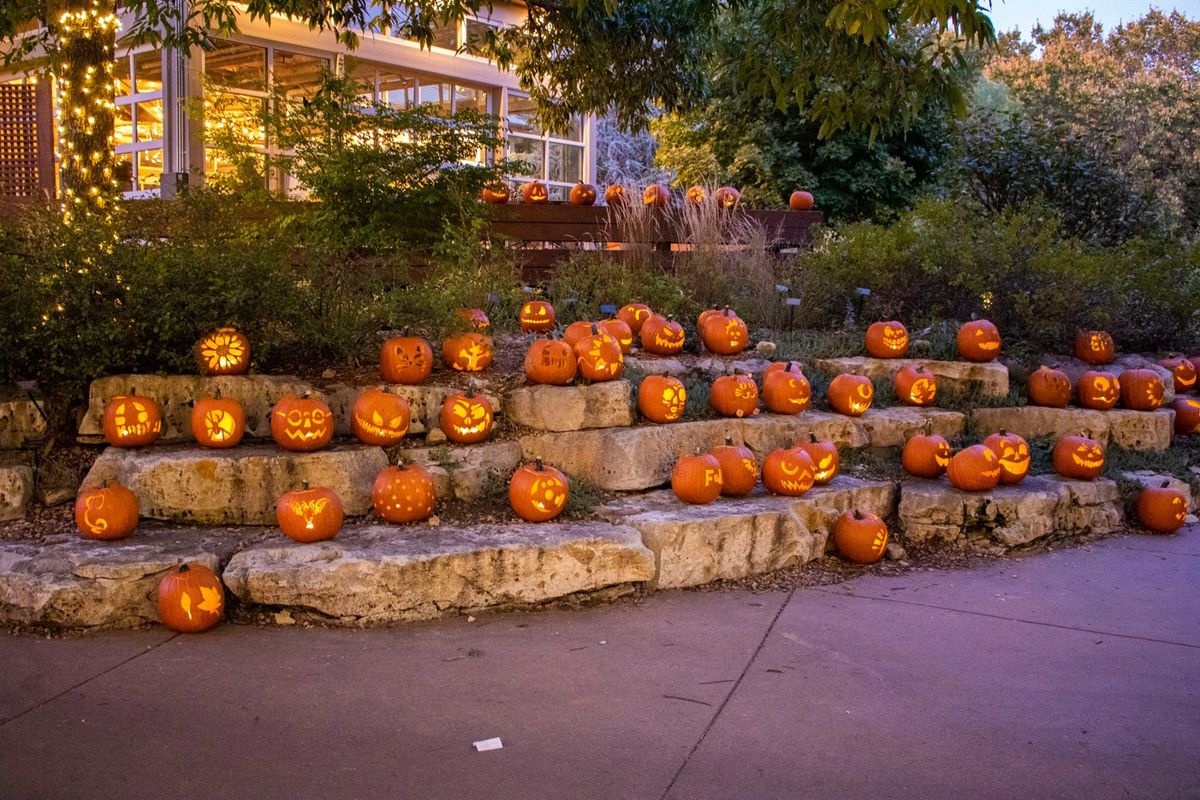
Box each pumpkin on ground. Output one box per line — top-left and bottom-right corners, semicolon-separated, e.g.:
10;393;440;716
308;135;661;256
1118;369;1165;410
1173;397;1200;434
710;374;759;418
947;444;1001;492
710;438;758;497
380;334;433;384
699;308;749;355
764;360;805;376
442;331;494;372
762;368;811;414
901;431;951;478
762;447;815;496
983;430;1030;485
956;320;1001;362
1027;365;1072;408
864;321;909;359
789;190;814;210
833;509;888;564
1158;355;1197;394
1073;331;1115;365
617;303;653;334
894;365;937;407
157;563;224;633
196;327;251;376
671;453;723;504
638;376;687;423
519;300;556;332
271;395;333;452
1076;371;1120;410
440;391;493;444
796;434;838;484
103;395;163;447
575;325;624;382
1136;482;1188;533
521;180;549;204
1052;434;1105;480
191;396;245;448
350;389;410;447
525;337;578;386
373;463;437;523
74;483;139;540
640;315;686;355
569;182;597;206
509;459;570;522
276;483;344;543
827;374;874;416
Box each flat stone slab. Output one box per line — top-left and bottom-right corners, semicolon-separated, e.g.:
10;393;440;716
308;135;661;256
222;521;655;624
82;444;388;525
600;476;897;588
898;475;1123;547
0;462;34;522
971;407;1175;452
814;356;1010;398
625;355;774;378
504;381;634;431
0;394;48;449
855;407;965;447
398;441;522;501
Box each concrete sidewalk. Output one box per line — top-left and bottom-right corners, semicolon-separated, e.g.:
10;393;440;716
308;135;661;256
2;530;1198;800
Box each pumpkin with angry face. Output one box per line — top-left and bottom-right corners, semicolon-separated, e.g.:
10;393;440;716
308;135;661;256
1118;369;1165;411
947;444;1001;492
276;482;344;543
1052;434;1105;480
1073;330;1115;365
864;321;909;359
442;332;494;372
710;438;758;497
1027;365;1072;408
519;300;557;332
524;337;578;386
894;365;937;407
509;459;570;522
1076;371;1120;410
351;389;411;446
833;509;888;564
196;327;251;376
439;391;494;444
983;430;1030;485
1136;482;1188;533
640;315;686;355
710;374;759;418
796;434;838;484
373;462;436;523
827;374;874;416
74;482;138;540
381;334;433;385
1173;397;1200;434
762;447;815;496
671;452;723;505
191;396;245;448
638;376;687;423
762;368;811;414
901;431;951;478
1158;355;1197;394
271;395;334;452
103;395;163;447
956;320;1002;362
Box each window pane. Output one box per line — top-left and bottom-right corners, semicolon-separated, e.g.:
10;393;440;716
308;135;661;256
134;51;162;93
454;84;487;114
506;91;539;135
345;59;377;103
508;137;544;178
114;152;133;192
137;149;163;190
379;71;416;108
136;99;163;142
113;102;134;146
418;81;452;112
206;92;267;148
547;142;582;183
561;114;583;142
547;184;567;203
430;21;458;50
464;20;495;55
113;56;131;96
206;39;267;91
274;50;329;100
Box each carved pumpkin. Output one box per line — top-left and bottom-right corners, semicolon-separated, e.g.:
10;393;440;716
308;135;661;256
456;308;491;330
103;395;163;447
1052;434;1105;480
642;183;670;207
714;186;741;208
1136;481;1188;533
671;452;723;504
157;563;223;633
598;318;634;354
442;332;494;372
196;327;250;376
569;182;597;206
710;438;757;497
191;397;245;448
1118;369;1165;411
563;320;596;349
827;374;874;416
351;389;410;446
1073;330;1115;365
796;434;838;484
276;482;344;542
956;320;1001;362
710;374;759;418
481;182;510;203
1173;397;1200;434
762;368;811;414
833;509;888;564
901;431;951;479
617;303;653;334
762;447;815;496
894;365;937;407
685;185;707;205
1027;365;1072;408
525;337;578;386
439;391;494;443
373;462;436;523
764;360;805;376
1077;370;1120;410
519;299;557;333
1158;355;1197;394
381;334;433;384
74;483;138;540
521;180;549;204
605;184;628;206
575;324;624;382
271;395;333;452
946;444;1002;492
640;314;686;355
638;375;687;424
983;430;1030;485
864;321;909;359
509;458;569;522
789;190;814;211
699;308;749;355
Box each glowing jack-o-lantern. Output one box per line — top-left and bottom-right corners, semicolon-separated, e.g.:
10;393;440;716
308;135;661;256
521;180;549;204
525;337;578;385
1073;330;1115;365
762;447;815;496
276;482;344;542
1052;434;1105;480
710;438;757;497
895;364;937;407
1077;370;1120;410
617;302;653;334
714;186;741;208
373;462;436;523
103;395;163;447
983;430;1030;485
157;563;224;633
902;430;951;478
865;321;909;359
640;314;685;355
74;482;138;540
796;434;838;484
569;182;597;206
196;327;250;376
762;368;811;415
789;190;814;211
598;318;634;355
440;391;494;444
509;458;570;522
1173;397;1200;434
191;396;245;448
351;389;410;446
1027;365;1072;408
827;374;874;416
442;331;494;372
643;183;670;207
481;182;510;203
605;184;629;206
1137;481;1188;533
956;320;1001;362
519;300;557;332
1118;369;1165;411
381;334;433;385
671;452;723;505
575;325;625;382
710;374;759;418
563;320;596;349
947;444;1002;492
833;509;888;564
638;375;687;423
1158;355;1197;394
271;395;334;452
699;308;749;355
685;185;707;205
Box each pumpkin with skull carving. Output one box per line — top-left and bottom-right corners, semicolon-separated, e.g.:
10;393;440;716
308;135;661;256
699;308;749;355
509;459;570;522
638;376;687;423
271;395;334;452
103;395;163;447
1137;482;1188;533
762;447;815;496
1052;434;1105;480
351;389;411;447
191;397;245;448
827;374;874;416
640;315;686;355
864;321;909;359
983;430;1030;485
1076;370;1120;410
373;462;437;523
947;444;1002;491
439;391;493;444
956;320;1001;362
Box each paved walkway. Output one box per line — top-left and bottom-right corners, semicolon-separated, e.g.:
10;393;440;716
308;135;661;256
2;529;1198;800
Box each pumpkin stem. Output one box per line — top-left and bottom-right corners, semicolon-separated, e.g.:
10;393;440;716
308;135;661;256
178;563;190;573
1162;479;1170;488
853;509;863;521
809;433;818;443
301;480;310;490
535;458;544;470
591;323;600;335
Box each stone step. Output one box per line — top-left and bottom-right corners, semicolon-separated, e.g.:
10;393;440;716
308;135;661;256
970;407;1174;452
625;354;774;378
520;408;964;491
600;476;897;589
398;441;523;501
813;356;1010;398
503;381;634;431
898;474;1123;547
82;444;388;525
0;393;48;449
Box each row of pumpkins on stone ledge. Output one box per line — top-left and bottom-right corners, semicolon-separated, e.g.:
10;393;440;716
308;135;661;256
481;180;818;212
1027;362;1200;432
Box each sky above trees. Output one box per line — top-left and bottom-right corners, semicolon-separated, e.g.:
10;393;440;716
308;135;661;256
989;0;1189;35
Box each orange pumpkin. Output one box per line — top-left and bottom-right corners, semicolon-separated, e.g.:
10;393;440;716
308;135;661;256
946;444;1001;492
276;483;344;542
901;431;951;478
524;337;578;386
699;308;749;355
442;331;494;372
481;182;510;203
191;396;245;448
1073;330;1115;365
598;318;634;355
1027;365;1072;408
796;434;838;484
456;307;491;330
1136;481;1188;533
833;509;888;564
156;563;224;633
714;186;741;208
642;183;670;207
103;395;163;448
710;438;757;497
1077;370;1121;410
74;483;138;540
509;459;570;522
640;314;686;355
864;321;909;359
710;374;759;418
562;320;595;349
196;327;251;376
521;180;549;204
617;302;653;334
762;447;815;496
373;462;436;523
569;181;597;206
638;375;687;423
575;325;624;382
685;185;707;205
789;190;814;211
956;320;1001;362
762;368;811;414
1173;397;1200;434
271;395;334;452
604;184;628;206
671;452;723;504
1052;434;1105;480
764;360;805;376
381;334;433;384
983;430;1030;485
827;374;874;416
1158;355;1197;394
1118;369;1165;411
440;391;494;444
351;389;410;446
519;299;557;332
894;365;937;407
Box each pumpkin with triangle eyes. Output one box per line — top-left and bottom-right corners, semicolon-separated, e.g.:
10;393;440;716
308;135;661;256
827;374;874;416
640;314;686;355
1118;369;1164;411
1073;330;1115;365
796;434;838;484
525;337;578;386
103;395;163;447
710;374;759;418
157;563;224;633
442;331;494;372
380;334;433;385
864;321;909;359
1077;370;1120;410
271;395;334;452
521;180;549;204
1173;397;1200;434
351;389;411;447
710;438;757;497
509;459;570;522
642;183;670;207
699;308;749;355
637;375;687;424
519;299;557;332
74;482;139;540
947;444;1001;491
196;327;251;376
617;302;653;334
1136;481;1188;533
956;320;1001;362
373;462;437;523
983;430;1030;485
569;182;597;206
895;364;937;407
762;368;811;414
191;396;245;448
671;452;723;505
1158;354;1197;394
1027;365;1072;408
1052;434;1105;480
902;431;951;478
439;391;493;444
833;509;888;564
762;447;815;496
276;482;344;543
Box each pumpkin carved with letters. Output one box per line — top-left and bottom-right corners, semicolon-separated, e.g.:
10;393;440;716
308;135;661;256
710;438;757;497
671;452;723;505
157;563;223;633
75;483;138;540
1073;331;1115;365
